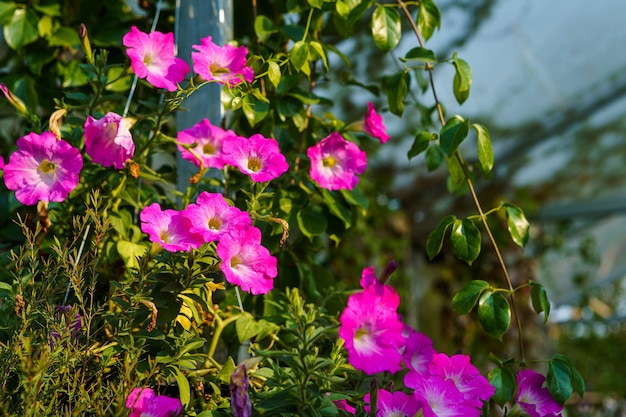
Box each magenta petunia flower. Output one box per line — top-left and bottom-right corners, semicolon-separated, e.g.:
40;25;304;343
191;36;254;87
123;26;189;92
364;389;420;417
84;112;135;169
307;132;367;191
126;387;182;417
408;374;478;417
427;353;494;408
3;131;82;205
216;224;277;295
333;398;356;414
140;203;204;252
177;118;236;170
516;370;563;417
222;134;288;182
363;102;390;143
402;326;436;375
182;192;251;242
338;272;405;375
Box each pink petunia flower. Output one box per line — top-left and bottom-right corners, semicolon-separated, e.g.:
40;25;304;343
182;192;251;242
3;131;83;205
364;389;420;417
402;326;436;375
408;374;478;417
191;36;254;86
307;132;367;191
427;353;494;408
333;398;356;414
222;134;288;182
126;387;182;417
123;26;189;92
177;118;236;170
516;370;563;417
84;112;135;169
216;224;277;295
338;270;405;375
364;102;390;143
140;203;204;252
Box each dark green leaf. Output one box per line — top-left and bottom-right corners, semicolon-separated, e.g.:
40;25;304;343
450;218;481;264
255;15;277;42
478;291;511;340
32;1;61;16
418;0;441;41
322;189;352;228
385;71;409;117
502;202;530;247
552;354;585;398
341;186;369;210
488;366;516;407
297;207;328;238
0;3;17;23
529;281;551;323
446;155;465;190
472;123;494;174
371;6;401;52
47;26;79;47
452;54;472;105
408;131;434;160
452;280;490;315
425;144;445;171
308;0;324;8
403;47;437;63
4;7;39;50
426;214;456;260
242;94;269;127
440;115;469;157
547;360;573;405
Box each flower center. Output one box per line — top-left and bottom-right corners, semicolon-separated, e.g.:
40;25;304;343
247;157;262;172
202;143;216;155
38;159;56;175
210;63;230;75
143;53;154;67
230;255;242;268
208;217;222;230
322;156;337;168
159;231;171;243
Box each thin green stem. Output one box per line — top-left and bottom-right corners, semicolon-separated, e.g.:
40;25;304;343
397;0;526;365
206;313;241;359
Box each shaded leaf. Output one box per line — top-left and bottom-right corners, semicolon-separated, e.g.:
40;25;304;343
440;115;469;157
385;71;409;117
403;47;437;63
488;366;516;407
478;291;511;340
547;360;573;405
4;7;39;50
502;202;530;247
426;214;456;260
425;143;445;171
452;280;490;315
529;280;551;323
452;53;472;105
297;207;327;238
450;218;481;264
552;354;585;398
408;131;434;160
472;123;494;174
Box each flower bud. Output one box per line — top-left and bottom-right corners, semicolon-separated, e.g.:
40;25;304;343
0;83;28;116
79;24;94;64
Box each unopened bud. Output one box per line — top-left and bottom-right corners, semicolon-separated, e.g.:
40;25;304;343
79;24;94;64
49;109;67;140
0;83;28;116
380;260;398;284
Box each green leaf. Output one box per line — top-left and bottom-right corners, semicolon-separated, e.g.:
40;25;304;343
418;0;441;41
308;0;324;8
47;26;79;47
425;144;445;171
547;360;573;405
322;189;352;228
408;131;434;160
426;214;456;260
450;218;481;264
290;40;310;73
297;207;327;238
254;15;277;42
446;155;465;190
371;6;401;52
452;54;472;105
309;41;328;70
267;60;281;88
236;312;263;342
33;1;61;16
478;291;511;340
216;357;236;384
440;115;470;157
116;240;148;270
472;123;494;174
385;71;409;117
105;67;132;92
172;368;191;407
452;280;490;315
4;7;39;50
402;47;437;63
502;202;530;247
242;94;269;127
340;186;369;211
0;3;17;23
529;281;551;323
552;354;585;398
488;366;516;407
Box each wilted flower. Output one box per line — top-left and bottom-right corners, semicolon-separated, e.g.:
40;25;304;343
191;36;254;86
364;389;420;417
516;369;563;417
182;192;251;242
222;134;289;182
230;364;252;417
140;203;204;252
3;131;83;205
307;132;367;191
84;112;134;169
363;102;390;143
123;26;189;92
177;118;236;170
216;224;277;295
126;387;182;417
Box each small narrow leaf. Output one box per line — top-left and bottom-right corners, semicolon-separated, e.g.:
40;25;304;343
547;360;573;405
478;291;511;341
371;6;401;52
426;214;456;260
418;0;441;41
408;131;434;160
472;123;494;174
452;53;472;104
488;366;516;407
440;115;470;157
452;280;490;315
529;281;551;323
502;203;530;247
450;218;481;265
